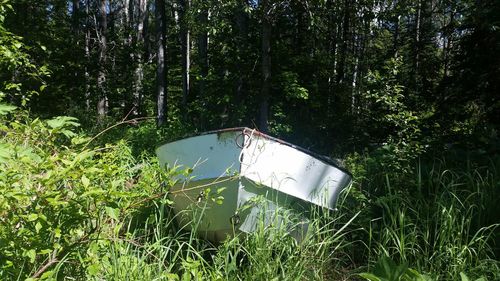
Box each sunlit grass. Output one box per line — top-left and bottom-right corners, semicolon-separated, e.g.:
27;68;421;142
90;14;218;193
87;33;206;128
68;187;359;280
45;156;499;280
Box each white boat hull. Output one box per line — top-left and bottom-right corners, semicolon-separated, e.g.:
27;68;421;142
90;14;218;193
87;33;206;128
156;128;351;241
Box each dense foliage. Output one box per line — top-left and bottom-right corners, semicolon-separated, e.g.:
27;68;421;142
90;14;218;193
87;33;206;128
1;109;498;280
0;0;497;151
1;0;499;280
0;107;171;279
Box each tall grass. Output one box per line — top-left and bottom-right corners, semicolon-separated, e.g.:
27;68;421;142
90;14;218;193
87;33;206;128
46;153;498;280
63;188;359;280
362;156;500;280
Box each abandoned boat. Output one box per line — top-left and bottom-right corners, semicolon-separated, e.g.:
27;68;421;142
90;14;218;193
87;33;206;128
156;127;352;242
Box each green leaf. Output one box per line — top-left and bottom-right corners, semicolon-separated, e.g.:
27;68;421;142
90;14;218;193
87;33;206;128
24;249;36;263
164;273;180;280
0;143;12;163
81;174;90;188
40;270;54;279
87;263;100;276
362;256;410;281
39;249;52;255
71;136;91;145
405;268;433;281
46;116;80;130
460;273;470;281
359;273;382;281
0;103;16;115
54;228;61;238
27;213;38;222
105;207;120;221
18;147;42;163
35;221;42;233
215;196;224;205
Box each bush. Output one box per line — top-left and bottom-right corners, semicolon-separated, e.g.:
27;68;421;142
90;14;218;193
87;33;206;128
0;105;168;280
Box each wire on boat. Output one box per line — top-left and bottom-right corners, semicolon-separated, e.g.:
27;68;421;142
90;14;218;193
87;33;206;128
235;128;255;149
238;129;256;168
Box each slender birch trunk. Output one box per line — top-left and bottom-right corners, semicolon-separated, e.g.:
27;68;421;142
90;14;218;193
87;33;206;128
97;0;108;119
84;0;91;111
133;0;147;116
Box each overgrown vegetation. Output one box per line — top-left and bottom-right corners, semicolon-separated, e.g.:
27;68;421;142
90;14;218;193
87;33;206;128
1;108;498;280
0;106;358;280
0;107;169;279
346;150;500;280
1;0;499;280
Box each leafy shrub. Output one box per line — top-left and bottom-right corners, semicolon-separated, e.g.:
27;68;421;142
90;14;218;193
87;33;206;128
0;105;168;280
360;57;429;173
0;1;49;106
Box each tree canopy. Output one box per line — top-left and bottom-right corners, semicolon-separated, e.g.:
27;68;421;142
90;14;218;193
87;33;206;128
1;0;497;155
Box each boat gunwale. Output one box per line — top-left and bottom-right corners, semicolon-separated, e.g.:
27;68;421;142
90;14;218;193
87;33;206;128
156;127;353;178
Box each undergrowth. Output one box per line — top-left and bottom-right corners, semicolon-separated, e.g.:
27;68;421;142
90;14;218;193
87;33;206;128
0;108;172;280
347;150;500;280
1;106;499;280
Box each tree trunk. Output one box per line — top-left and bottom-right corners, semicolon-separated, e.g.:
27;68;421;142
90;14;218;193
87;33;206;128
198;7;208;97
336;0;349;85
133;0;147;116
71;0;81;107
443;6;455;77
351;53;359;114
84;0;91;111
235;0;248;103
72;0;80;33
414;0;422;93
123;0;130;26
259;0;271;133
326;0;338;118
393;15;400;57
179;0;190;116
144;2;151;62
97;0;108;119
155;0;167;126
119;0;132;113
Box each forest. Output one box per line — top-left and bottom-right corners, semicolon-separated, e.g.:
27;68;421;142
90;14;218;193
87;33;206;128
0;0;499;280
